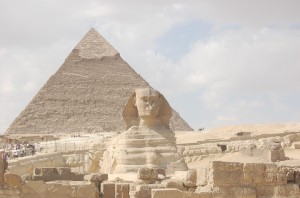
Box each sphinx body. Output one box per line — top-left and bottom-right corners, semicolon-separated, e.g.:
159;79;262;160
100;88;187;174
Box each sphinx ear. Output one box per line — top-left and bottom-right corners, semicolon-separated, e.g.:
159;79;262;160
158;94;172;129
122;91;138;130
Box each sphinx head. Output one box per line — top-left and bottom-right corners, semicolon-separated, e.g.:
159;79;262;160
122;88;172;129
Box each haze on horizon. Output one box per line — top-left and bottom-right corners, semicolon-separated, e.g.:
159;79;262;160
1;0;300;133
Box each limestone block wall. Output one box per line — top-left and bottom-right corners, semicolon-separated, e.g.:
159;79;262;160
204;161;288;187
196;161;300;198
0;169;108;198
178;133;300;165
0;187;21;198
8;153;66;176
22;180;99;198
0;180;99;198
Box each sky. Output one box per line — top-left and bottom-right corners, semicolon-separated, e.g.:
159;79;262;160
1;0;300;133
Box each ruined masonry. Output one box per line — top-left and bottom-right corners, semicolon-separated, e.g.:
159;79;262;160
6;28;192;134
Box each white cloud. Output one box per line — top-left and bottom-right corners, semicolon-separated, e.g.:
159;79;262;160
1;80;14;93
0;1;300;132
132;27;300;128
22;82;36;93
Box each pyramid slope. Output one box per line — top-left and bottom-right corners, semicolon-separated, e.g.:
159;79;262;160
74;28;118;59
6;29;193;134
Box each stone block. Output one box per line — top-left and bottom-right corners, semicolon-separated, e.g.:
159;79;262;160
21;174;32;181
257;184;300;197
184;181;196;188
101;182;115;198
21;181;46;195
115;183;130;198
196;166;210;186
152;188;183;198
182;191;211;198
137;168;158;181
46;182;72;197
33;167;84;181
0;158;8;185
43;181;98;198
4;172;22;187
279;149;286;161
76;182;99;198
57;167;72;176
156;169;166;176
287;170;295;182
185;169;197;187
211;161;243;187
174;171;187;181
230;186;256;198
295;171;300;184
157;174;165;180
203;186;256;198
162;179;186;191
0;187;21;198
84;173;108;184
130;184;164;198
186;170;196;184
293;143;300;149
264;164;287;185
265;148;286;162
242;163;265;184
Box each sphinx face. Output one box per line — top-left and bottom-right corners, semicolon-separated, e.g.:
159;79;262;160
134;88;162;119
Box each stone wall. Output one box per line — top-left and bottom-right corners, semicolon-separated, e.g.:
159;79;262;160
1;162;300;197
195;161;300;198
128;163;300;198
178;133;300;165
0;168;109;198
8;153;66;176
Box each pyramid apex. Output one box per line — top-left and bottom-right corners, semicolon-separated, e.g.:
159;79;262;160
74;28;119;59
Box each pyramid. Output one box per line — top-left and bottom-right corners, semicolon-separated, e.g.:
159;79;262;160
6;29;193;134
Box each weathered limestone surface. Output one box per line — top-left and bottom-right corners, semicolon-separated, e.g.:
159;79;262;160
1;159;300;198
0;157;8;185
4;172;22;187
43;181;98;198
101;88;187;174
8;153;66;176
152;188;183;198
84;173;108;184
161;179;186;191
0;180;99;198
256;184;300;198
33;167;85;181
0;187;21;198
6;28;192;135
137;168;158;181
195;161;300;198
21;180;46;197
178;134;298;165
101;182;116;198
130;184;164;198
198;161;288;187
185;169;197;188
294;143;300;149
115;183;130;198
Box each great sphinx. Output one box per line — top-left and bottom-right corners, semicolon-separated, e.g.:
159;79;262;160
100;88;187;174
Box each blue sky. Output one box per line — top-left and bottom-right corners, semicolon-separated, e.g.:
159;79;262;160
1;1;300;133
156;20;212;61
